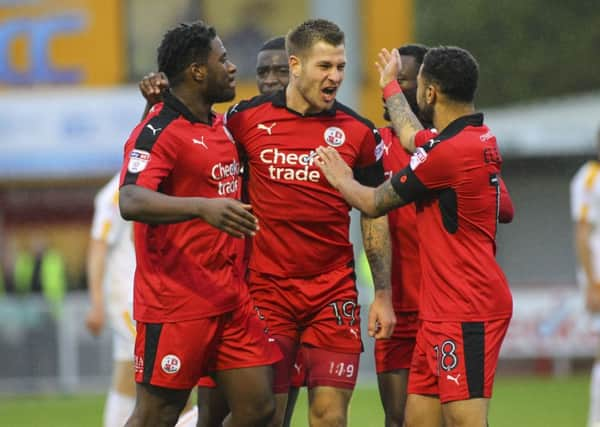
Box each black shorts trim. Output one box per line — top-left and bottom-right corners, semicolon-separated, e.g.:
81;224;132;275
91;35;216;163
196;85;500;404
462;321;485;398
142;323;164;384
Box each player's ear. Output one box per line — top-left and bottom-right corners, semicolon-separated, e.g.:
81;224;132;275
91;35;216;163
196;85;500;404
289;55;301;79
190;62;207;82
426;83;437;105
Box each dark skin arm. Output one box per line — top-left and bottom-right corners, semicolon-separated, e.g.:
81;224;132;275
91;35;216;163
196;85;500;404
119;184;258;238
139;72;170;120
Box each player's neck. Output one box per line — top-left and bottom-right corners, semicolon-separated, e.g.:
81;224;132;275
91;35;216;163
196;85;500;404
433;102;475;133
285;83;317;115
170;86;213;123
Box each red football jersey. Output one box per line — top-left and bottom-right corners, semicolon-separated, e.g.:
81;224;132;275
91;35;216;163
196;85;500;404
391;114;513;322
379;126;421;313
225;91;385;277
120;92;247;323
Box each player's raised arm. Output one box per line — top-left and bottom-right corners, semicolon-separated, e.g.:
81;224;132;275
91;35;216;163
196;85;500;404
376;48;423;153
119;184;258;238
139;72;170;119
315;146;408;217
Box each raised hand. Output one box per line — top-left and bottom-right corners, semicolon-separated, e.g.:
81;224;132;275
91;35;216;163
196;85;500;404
375;48;402;89
139;71;170;105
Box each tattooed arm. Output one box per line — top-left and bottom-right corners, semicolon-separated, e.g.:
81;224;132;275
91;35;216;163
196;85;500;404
360;214;395;338
376;48;424;152
315;147;409;217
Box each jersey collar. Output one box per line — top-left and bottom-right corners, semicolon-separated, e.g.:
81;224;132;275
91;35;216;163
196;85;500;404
438;113;484;140
271;88;337;117
163;91;215;125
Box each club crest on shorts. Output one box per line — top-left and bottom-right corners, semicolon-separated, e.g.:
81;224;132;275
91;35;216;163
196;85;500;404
161;354;181;374
324;127;346;147
128;149;150;173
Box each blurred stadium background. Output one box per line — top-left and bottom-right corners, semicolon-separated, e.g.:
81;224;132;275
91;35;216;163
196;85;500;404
0;0;599;426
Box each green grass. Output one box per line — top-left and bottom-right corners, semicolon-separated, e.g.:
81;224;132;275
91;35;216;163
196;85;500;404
0;394;103;427
290;375;589;427
0;375;589;427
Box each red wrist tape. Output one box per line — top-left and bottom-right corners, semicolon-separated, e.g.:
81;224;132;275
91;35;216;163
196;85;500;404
383;80;402;100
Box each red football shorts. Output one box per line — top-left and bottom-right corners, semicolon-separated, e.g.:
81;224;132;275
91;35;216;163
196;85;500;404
375;311;419;374
248;263;362;392
407;318;510;403
290;350;306;388
134;299;281;389
197;376;217;388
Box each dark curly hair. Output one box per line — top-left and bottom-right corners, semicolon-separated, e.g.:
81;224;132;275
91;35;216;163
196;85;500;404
157;21;216;86
421;46;479;103
286;19;344;57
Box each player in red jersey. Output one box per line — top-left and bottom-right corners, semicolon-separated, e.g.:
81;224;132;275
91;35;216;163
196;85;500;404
376;43;429;427
315;46;513;427
224;19;396;427
119;22;280;427
139;35;308;427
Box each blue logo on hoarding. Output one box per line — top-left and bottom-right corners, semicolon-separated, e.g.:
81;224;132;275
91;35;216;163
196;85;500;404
0;13;85;84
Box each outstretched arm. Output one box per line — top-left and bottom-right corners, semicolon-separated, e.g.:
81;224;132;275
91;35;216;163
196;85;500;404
315;146;409;217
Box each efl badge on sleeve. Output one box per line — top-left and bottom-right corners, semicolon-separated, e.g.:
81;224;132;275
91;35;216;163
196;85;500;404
128;149;150;173
409;147;428;170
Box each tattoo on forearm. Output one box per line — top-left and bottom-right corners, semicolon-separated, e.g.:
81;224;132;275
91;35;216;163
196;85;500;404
374;180;405;215
386;93;423;135
361;216;392;292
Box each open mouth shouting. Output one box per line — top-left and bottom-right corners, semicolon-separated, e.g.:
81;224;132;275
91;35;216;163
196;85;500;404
321;86;338;103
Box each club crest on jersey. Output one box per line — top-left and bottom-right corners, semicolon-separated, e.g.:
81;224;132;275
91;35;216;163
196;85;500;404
161;354;181;374
128;149;150;173
410;147;428;170
324;127;345;147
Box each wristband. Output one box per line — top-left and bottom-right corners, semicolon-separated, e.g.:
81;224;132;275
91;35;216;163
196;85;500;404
383;80;402;100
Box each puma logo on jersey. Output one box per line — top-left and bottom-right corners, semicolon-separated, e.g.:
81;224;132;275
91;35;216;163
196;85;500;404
293;363;302;374
446;373;461;385
381;142;391;156
349;327;359;339
257;122;277;135
146;124;162;135
193;137;207;149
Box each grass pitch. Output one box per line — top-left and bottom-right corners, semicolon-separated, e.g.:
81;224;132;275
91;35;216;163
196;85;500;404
0;375;588;426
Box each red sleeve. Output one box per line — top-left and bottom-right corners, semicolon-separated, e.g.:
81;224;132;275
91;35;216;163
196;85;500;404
410;142;455;190
498;177;514;223
356;126;383;168
120;127;178;191
353;127;386;187
414;128;439;148
390;142;455;204
224;103;245;141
